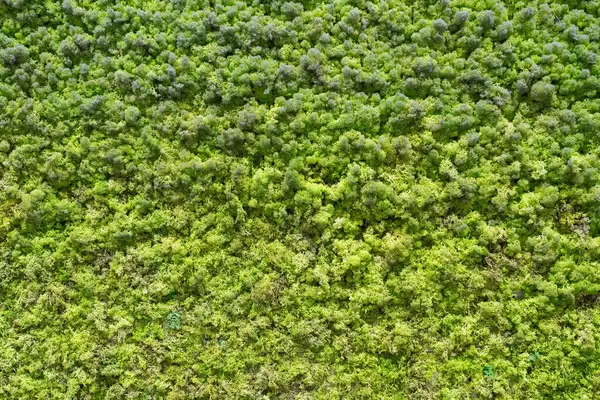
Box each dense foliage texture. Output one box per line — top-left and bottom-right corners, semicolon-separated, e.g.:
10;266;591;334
1;0;600;398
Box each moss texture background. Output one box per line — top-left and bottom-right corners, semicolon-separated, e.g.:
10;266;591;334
1;0;600;398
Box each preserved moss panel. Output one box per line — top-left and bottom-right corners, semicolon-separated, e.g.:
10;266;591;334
1;0;600;398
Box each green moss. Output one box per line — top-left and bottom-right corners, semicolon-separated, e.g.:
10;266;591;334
1;0;600;398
